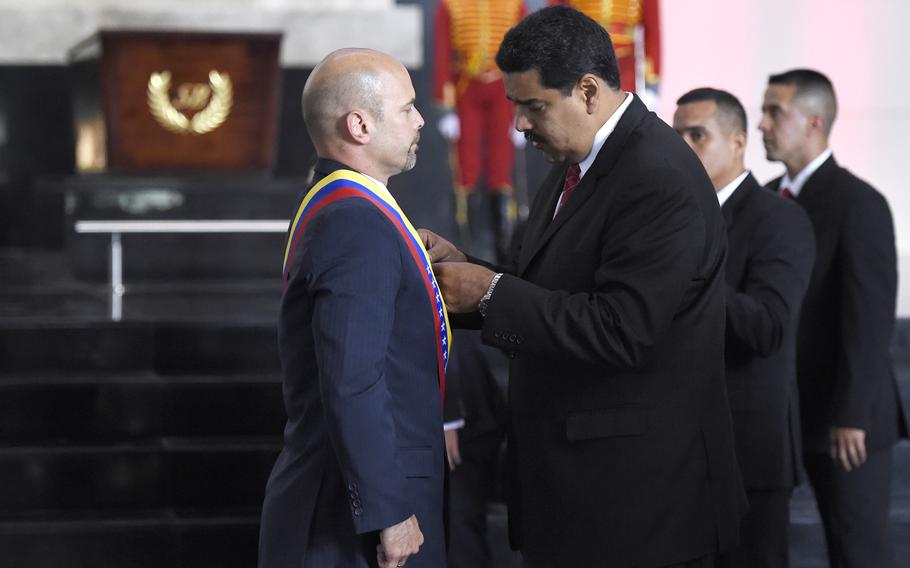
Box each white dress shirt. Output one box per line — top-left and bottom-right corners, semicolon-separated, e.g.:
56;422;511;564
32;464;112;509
553;92;634;218
716;170;750;207
779;147;832;197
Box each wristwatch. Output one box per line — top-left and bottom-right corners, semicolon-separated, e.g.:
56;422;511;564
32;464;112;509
478;273;503;317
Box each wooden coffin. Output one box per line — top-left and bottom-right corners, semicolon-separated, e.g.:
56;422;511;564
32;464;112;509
70;30;282;172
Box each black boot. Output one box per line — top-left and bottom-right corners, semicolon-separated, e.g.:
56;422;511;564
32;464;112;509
490;191;517;264
453;188;471;251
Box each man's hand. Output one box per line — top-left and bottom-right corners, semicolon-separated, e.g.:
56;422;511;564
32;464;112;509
418;228;466;263
377;515;424;568
433;262;495;313
445;429;462;471
830;426;867;472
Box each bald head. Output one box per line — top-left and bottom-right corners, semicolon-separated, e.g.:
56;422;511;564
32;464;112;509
300;48;424;184
302;48;402;151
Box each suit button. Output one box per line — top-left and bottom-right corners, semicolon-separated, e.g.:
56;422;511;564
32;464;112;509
509;351;517;359
352;506;362;516
348;483;356;491
494;331;502;339
508;334;516;342
516;336;524;344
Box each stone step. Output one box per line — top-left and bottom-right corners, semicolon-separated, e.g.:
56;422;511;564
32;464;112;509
1;454;905;566
0;512;260;568
0;282;281;322
0;321;280;374
0;438;279;512
0;323;155;374
63;174;301;282
0;372;284;441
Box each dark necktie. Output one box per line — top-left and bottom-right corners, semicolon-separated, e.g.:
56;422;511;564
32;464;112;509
554;163;581;217
780;185;794;199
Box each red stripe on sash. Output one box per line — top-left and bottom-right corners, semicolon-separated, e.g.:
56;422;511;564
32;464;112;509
284;187;445;401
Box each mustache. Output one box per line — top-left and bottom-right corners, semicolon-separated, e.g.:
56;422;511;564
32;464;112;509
525;131;545;145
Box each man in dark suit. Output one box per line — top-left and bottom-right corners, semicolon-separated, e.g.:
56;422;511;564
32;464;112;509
759;68;909;568
420;6;747;566
259;48;447;568
673;88;816;567
442;330;507;568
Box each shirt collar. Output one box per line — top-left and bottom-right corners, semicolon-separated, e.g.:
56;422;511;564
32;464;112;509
362;172;388;191
717;170;749;207
359;172;401;207
781;147;832;197
577;92;634;179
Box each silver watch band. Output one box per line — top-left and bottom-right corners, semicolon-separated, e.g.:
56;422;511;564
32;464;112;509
478;273;503;317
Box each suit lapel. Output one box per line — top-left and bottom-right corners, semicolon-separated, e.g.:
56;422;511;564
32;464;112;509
518;164;566;273
795;155;837;210
720;173;758;229
518;95;649;275
766;175;783;194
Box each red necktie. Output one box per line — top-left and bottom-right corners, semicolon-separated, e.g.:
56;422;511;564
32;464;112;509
554;163;581;217
780;185;794;199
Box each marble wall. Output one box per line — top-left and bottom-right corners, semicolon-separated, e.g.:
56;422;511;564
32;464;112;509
0;0;422;67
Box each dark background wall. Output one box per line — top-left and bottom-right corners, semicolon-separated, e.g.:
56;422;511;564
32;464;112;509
0;66;76;248
0;0;553;253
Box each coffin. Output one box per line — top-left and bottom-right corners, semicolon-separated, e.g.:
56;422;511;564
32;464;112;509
69;30;282;172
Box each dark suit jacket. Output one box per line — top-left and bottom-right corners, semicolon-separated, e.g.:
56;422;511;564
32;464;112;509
443;329;506;442
478;96;747;567
768;155;909;453
259;160;446;568
722;173;815;490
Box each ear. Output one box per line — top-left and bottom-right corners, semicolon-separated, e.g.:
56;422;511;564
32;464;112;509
577;73;601;114
809;114;827;135
731;130;747;160
345;110;372;145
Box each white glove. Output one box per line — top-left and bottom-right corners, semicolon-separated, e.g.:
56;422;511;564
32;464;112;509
437;112;460;141
509;127;527;149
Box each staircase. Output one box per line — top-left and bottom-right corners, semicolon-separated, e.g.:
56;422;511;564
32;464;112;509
1;249;908;567
0;250;284;567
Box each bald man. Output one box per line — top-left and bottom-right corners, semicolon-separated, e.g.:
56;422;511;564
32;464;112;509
259;49;447;568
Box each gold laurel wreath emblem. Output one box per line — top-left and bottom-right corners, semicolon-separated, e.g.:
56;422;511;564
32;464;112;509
147;70;233;135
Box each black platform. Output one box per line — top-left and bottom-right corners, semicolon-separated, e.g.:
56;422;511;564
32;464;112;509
1;247;908;567
0;248;283;567
53;175;306;282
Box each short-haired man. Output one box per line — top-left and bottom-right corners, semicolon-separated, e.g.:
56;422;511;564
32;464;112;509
760;68;909;568
674;87;815;567
421;6;747;566
259;49;446;568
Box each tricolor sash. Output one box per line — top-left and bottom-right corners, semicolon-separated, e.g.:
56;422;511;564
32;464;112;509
282;169;451;399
